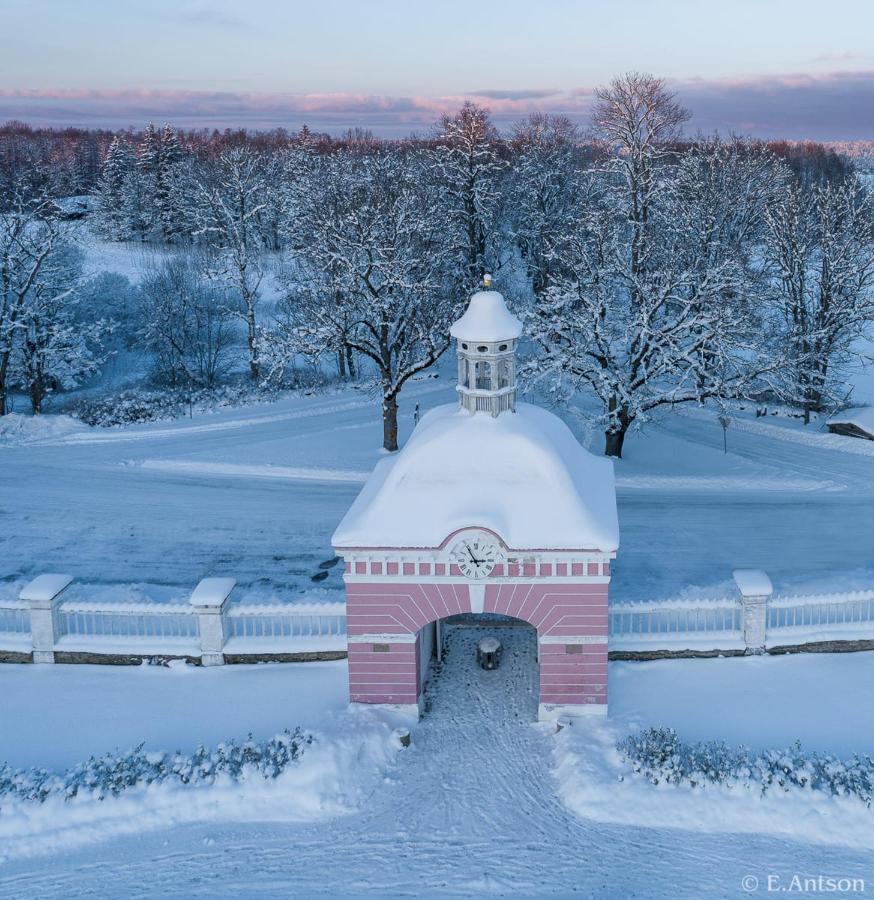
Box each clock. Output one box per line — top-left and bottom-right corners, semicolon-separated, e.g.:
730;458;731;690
450;533;503;579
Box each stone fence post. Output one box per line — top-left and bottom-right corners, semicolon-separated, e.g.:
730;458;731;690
190;577;236;666
20;574;74;663
733;569;773;654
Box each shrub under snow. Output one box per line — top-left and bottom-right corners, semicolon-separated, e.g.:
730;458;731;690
618;727;874;806
0;728;312;806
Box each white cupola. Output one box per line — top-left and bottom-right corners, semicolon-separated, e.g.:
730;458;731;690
449;275;523;418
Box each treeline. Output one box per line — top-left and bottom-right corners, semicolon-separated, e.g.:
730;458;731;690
2;74;873;456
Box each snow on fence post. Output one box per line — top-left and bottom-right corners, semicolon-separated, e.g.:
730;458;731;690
190;578;236;666
733;569;773;653
20;574;74;663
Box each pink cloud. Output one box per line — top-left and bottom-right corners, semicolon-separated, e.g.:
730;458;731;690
2;70;874;139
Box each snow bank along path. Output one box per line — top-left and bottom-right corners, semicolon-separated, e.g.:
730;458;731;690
1;628;871;897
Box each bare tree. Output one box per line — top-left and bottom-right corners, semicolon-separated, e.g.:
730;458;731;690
138;255;236;390
281;149;458;450
0;186;68;414
530;76;782;457
765;175;874;419
191;148;274;381
428;102;506;289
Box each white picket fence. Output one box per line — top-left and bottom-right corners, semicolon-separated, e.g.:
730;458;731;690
0;576;346;664
608;576;874;652
1;570;873;664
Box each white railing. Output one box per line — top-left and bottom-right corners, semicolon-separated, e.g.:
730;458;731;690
58;607;199;642
226;602;346;641
0;602;30;637
609;601;741;640
0;576;346;663
2;570;873;663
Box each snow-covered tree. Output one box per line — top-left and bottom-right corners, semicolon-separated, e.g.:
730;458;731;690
529;75;780;457
507;113;587;295
138;255;236;389
765;174;874;418
191;148;274;380
0;187;68;414
156;122;187;240
281;148;460;450
10;241;109;413
428;102;506;290
134;122;161;239
95;136;136;240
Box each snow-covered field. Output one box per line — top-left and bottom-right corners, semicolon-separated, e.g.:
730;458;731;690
0;627;872;895
3;371;874;604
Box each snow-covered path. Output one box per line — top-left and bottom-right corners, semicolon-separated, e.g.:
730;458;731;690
3;626;871;897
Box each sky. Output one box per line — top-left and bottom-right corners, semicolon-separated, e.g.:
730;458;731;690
2;0;874;139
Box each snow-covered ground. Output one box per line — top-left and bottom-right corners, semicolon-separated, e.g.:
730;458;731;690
4;326;874;892
2;371;874;604
1;627;872;895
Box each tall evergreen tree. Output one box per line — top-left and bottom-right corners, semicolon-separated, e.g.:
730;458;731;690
95;136;135;240
136;122;160;237
157;122;186;240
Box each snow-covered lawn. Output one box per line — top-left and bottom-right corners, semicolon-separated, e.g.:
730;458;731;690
556;651;874;855
2;372;874;605
0;660;349;770
1;629;872;895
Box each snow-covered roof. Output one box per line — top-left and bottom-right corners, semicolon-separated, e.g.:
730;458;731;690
827;407;874;436
449;290;523;343
332;403;619;552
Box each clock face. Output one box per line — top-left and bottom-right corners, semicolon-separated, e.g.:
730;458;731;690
450;534;502;579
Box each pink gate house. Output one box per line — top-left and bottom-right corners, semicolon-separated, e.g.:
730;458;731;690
332;278;619;721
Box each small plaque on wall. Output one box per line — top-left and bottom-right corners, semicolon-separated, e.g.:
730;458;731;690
565;644;583;654
372;643;390;653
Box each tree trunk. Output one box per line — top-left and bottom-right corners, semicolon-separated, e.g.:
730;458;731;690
337;348;346;379
604;404;631;458
0;351;10;416
604;428;627;458
345;344;356;379
246;304;259;381
383;393;399;452
29;375;44;414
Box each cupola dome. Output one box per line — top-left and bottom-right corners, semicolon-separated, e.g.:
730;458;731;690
450;277;521;417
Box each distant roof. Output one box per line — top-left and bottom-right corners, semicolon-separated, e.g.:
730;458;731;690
332;403;619;552
827;407;874;436
449;290;523;343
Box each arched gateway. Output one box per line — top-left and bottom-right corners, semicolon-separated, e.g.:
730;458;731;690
332;281;619;721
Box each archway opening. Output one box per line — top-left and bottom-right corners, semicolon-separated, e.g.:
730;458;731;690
419;614;539;722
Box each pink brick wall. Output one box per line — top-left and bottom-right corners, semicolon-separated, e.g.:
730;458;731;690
345;578;610;710
348;638;420;705
346;582;472;635
539;642;608;707
484;583;608;637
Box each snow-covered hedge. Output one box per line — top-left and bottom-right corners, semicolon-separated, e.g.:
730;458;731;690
0;728;312;805
618;727;873;806
68;381;316;427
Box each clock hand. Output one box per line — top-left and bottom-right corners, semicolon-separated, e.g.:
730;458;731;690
466;546;483;566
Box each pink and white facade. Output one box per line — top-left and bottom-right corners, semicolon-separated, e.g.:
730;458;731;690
333;281;619;721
